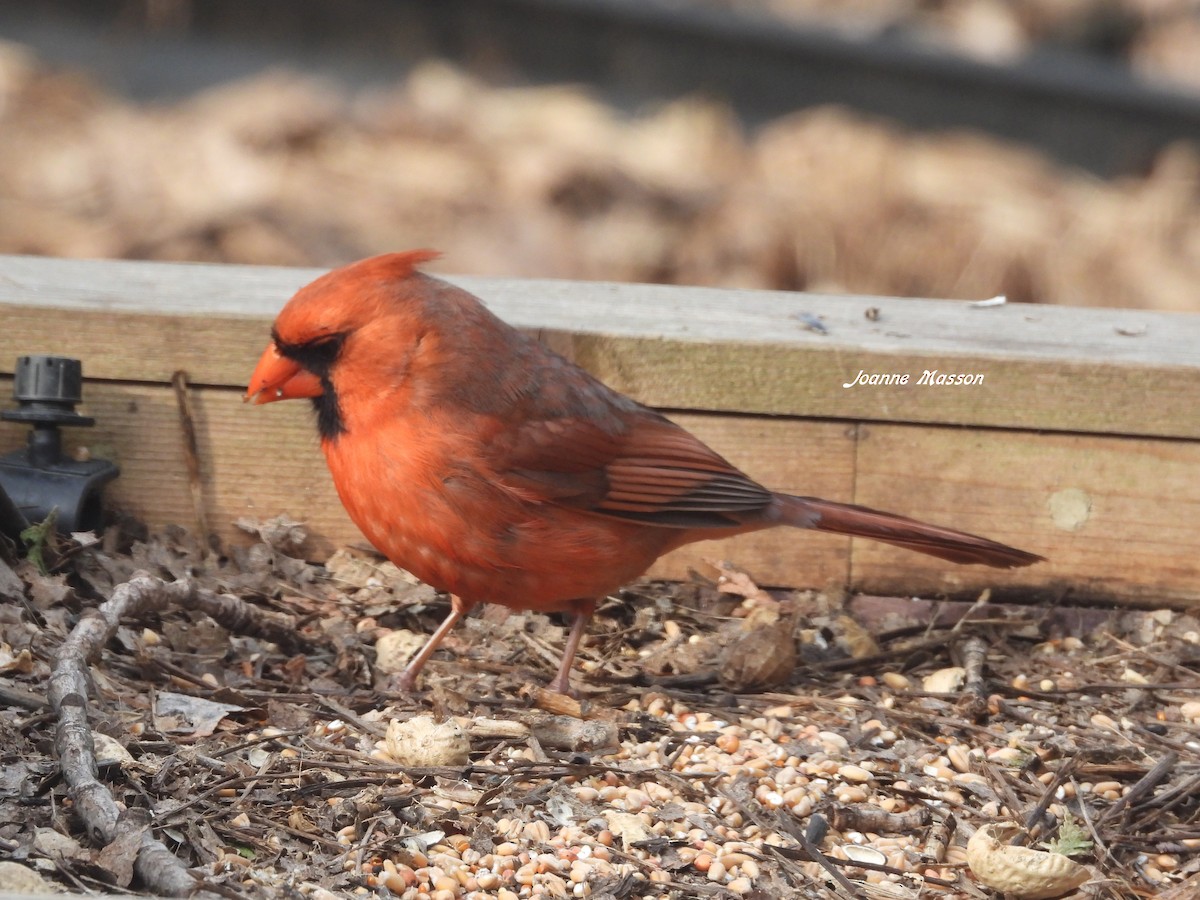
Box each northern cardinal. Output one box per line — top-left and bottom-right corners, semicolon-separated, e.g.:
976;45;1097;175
247;251;1042;693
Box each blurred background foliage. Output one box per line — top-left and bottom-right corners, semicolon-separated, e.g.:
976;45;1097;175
3;0;1200;309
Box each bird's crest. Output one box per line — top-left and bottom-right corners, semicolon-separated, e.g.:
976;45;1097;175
352;249;442;280
271;249;442;345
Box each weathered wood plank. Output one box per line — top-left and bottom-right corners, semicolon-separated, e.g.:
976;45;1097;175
1;255;1196;605
851;424;1200;606
1;255;1198;438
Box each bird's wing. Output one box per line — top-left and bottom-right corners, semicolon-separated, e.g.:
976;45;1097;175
491;412;774;529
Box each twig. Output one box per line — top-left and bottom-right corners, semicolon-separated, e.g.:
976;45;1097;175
959;635;989;699
981;760;1030;822
948;589;991;634
1099;752;1178;827
720;780;863;898
1159;871;1200;900
1017;754;1080;838
1126;772;1200;833
956;633;991;720
922;813;955;863
829;803;930;835
171;370;211;546
318;695;389;739
352;815;382;879
1069;778;1111;864
193;587;309;655
48;572;221;897
0;680;48;710
529;714;618;752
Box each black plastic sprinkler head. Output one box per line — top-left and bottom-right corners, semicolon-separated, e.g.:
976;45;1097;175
0;355;120;541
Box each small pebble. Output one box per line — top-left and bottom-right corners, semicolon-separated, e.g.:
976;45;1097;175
839;764;872;783
819;731;849;752
946;744;971;773
623;789;651;813
881;672;910;690
716;732;740;754
476;872;500;890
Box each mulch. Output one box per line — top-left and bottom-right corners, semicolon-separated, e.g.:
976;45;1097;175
1;519;1197;898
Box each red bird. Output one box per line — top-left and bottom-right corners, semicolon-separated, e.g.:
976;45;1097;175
247;252;1041;694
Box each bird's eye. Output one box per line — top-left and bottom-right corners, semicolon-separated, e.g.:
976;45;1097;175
280;332;347;376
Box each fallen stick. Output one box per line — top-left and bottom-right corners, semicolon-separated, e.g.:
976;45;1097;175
48;571;223;898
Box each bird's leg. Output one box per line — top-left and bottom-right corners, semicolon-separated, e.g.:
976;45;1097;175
396;594;476;691
545;600;597;695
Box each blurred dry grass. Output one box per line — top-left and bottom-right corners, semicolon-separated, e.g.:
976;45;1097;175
2;41;1200;310
710;0;1200;87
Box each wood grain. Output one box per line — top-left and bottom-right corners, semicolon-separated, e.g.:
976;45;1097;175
851;424;1200;605
1;254;1196;606
1;255;1198;437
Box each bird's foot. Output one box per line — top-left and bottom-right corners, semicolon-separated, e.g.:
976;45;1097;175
394;670;418;693
543;674;578;698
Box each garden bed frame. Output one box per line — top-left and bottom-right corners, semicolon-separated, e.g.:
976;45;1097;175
1;255;1197;607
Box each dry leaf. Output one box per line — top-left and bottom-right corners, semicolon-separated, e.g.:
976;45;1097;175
605;811;650;849
153;691;243;737
325;548;418;590
234;515;306;551
0;643;32;674
97;818;146;888
718;622;797;692
92;733;134;768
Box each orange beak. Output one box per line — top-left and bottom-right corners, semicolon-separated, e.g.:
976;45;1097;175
245;342;324;404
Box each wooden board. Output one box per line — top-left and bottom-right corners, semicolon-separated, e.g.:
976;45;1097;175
852;425;1200;606
1;254;1197;606
1;255;1198;438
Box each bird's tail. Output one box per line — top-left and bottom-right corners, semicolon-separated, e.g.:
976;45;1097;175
777;495;1043;568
